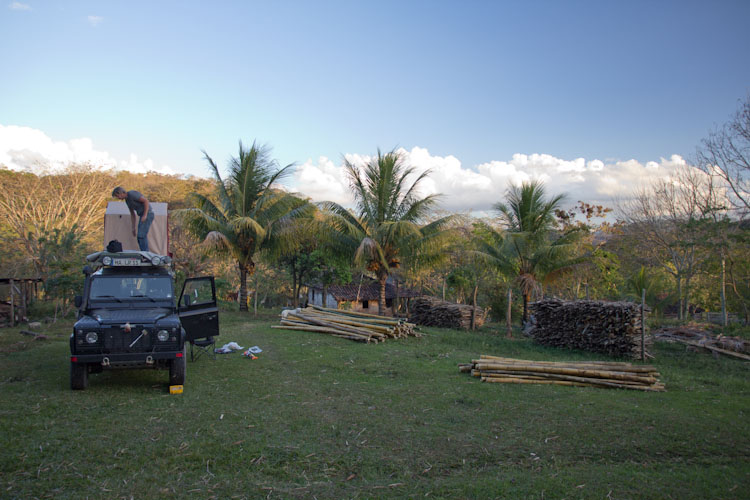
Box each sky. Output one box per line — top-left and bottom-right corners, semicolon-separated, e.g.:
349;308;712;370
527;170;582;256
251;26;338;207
1;0;749;213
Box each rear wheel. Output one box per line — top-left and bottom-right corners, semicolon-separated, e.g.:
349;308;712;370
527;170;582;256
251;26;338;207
169;348;186;385
70;362;88;390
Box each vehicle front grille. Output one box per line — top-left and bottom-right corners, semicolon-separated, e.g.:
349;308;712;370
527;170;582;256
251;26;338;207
103;326;154;353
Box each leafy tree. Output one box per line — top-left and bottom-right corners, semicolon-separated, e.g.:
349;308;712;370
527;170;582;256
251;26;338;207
552;201;622;300
0;165;111;276
179;141;312;311
322;148;453;315
696;94;750;215
617;165;725;319
624;266;672;316
33;225;88;319
271;213;352;308
475;180;582;324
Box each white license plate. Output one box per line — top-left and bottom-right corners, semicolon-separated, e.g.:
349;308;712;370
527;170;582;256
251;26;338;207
113;258;141;266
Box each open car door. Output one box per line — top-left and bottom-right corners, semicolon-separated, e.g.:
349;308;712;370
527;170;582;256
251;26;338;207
178;277;220;343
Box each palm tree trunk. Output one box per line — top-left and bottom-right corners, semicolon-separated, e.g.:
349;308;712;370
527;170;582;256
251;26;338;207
239;262;248;312
506;288;513;338
378;272;388;316
395;278;400;316
254;271;259;317
522;292;529;326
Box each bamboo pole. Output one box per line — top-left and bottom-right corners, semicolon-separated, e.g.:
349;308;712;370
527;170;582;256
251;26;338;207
272;324;374;342
476;355;658;373
311;304;400;321
663;337;750;361
462;354;665;391
303;313;393;333
473;363;656;383
287;313;381;338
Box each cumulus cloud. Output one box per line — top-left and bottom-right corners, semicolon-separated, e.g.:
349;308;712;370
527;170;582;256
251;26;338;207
87;15;103;26
0;124;177;175
292;147;692;214
9;2;31;10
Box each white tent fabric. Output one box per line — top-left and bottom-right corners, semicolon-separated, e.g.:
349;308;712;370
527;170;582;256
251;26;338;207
103;201;169;255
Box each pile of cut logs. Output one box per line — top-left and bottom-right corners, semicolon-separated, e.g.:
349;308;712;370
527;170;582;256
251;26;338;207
528;299;649;359
654;325;750;361
459;355;665;391
273;305;419;343
409;296;485;330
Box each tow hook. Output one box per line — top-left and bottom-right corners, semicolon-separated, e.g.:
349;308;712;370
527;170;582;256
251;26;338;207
102;357;110;367
146;355;154;365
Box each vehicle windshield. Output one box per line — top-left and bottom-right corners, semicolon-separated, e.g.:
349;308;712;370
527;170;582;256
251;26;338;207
89;276;173;300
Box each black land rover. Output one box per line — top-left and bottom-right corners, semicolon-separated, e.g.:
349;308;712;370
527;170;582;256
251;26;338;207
70;251;219;390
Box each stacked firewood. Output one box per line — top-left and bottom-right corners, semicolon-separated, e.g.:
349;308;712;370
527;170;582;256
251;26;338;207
654;325;750;361
459;355;665;391
272;305;419;343
528;299;649;359
409;296;486;330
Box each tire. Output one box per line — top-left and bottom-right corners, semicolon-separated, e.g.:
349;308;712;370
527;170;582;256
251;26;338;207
70;362;88;390
169;348;186;385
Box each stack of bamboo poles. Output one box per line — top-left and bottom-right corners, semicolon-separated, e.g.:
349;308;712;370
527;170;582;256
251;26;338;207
272;305;419;343
529;299;649;358
459;355;665;391
409;296;486;330
654;326;750;361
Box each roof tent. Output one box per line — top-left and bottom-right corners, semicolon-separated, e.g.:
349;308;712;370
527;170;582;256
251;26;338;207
103;201;169;256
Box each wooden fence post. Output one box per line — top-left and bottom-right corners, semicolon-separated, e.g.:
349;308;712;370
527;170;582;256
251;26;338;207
641;288;646;361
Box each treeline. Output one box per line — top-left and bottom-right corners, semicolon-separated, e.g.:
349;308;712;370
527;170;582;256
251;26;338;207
0;160;747;324
1;98;749;324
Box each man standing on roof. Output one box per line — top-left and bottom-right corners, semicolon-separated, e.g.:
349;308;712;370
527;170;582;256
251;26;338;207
112;186;154;252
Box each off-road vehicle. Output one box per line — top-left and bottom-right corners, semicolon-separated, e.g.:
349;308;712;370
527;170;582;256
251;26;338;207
70;250;219;390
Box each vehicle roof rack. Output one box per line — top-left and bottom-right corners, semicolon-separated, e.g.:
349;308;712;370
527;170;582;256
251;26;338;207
86;250;172;268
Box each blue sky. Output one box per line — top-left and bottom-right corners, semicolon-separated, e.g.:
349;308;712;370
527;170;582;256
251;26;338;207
2;0;749;211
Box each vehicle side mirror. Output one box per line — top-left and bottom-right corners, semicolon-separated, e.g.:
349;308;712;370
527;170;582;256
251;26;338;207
183;295;191;307
74;296;83;308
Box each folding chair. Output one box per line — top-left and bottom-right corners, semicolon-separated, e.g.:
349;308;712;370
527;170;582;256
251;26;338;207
189;336;216;361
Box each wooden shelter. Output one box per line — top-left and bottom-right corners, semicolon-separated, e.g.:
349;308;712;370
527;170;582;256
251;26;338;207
306;276;420;316
0;278;42;327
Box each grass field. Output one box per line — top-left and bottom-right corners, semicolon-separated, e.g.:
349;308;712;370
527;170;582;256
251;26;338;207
1;311;749;499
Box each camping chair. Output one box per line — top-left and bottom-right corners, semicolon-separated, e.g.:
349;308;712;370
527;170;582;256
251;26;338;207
188;336;216;361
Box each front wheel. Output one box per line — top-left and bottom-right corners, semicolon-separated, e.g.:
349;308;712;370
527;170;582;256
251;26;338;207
169;348;186;385
70;362;88;390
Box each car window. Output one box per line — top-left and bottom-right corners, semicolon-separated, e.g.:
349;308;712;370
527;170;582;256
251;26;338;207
182;279;214;306
90;276;173;299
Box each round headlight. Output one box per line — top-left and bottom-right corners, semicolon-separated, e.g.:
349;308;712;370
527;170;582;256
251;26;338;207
85;331;98;344
157;330;169;342
102;256;112;265
151;256;161;265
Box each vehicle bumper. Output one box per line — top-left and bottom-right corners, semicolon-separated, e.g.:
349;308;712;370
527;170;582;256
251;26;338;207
70;351;184;366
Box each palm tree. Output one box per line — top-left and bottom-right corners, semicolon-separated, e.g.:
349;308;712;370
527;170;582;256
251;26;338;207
476;180;581;324
179;141;311;311
322;148;452;315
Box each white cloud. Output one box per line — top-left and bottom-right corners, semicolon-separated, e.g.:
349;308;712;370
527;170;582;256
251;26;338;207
292;146;693;214
87;15;103;26
2;124;694;214
9;2;31;10
0;124;177;176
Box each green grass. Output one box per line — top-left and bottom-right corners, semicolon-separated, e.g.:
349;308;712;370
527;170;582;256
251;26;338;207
1;312;749;499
